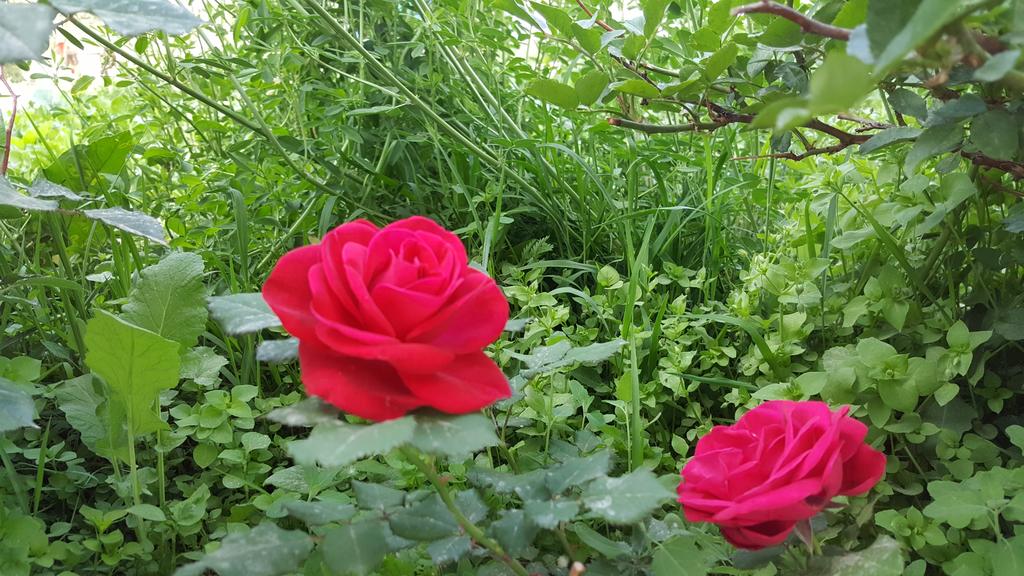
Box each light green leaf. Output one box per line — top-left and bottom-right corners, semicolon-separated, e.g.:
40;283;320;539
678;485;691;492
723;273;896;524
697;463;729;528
531;3;573;36
288;417;416;468
523;499;580;528
575;70;610;106
180;347;228;387
652;535;709;576
975;49;1021;82
123;252;208;349
811;536;904;576
410;412;500;457
572;523;631;559
859;127;922;154
208;293;281;335
265;398;340;428
53;374;126;461
614;79;661;99
643;0;671;37
751;97;811;132
758;17;802;48
702;43;738;81
50;0;202;37
127;504;167;522
0;178;59;212
29;178;83;201
992;535;1024;576
0;5;56;64
173;523;313;576
83;208;168;246
283;500;356;526
923;480;990;528
809;51;875;115
85;311;180;437
582;469;674;524
0;378;36;432
872;0;962;74
527;79;579;109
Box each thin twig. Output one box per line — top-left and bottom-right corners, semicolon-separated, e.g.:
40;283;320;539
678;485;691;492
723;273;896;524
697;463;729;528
732;0;852;41
0;69;18;176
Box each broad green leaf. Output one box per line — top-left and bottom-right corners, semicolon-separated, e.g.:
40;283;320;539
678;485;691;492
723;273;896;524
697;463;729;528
180;347;228;387
833;0;868;28
643;0;671;38
85;311;180;437
572;523;631;559
975;49;1021;82
888;88;928;122
970;109;1019;161
923;480;990;528
288;417;416;468
28;178;83;201
353;481;407;511
208;293;281;334
872;0;961;74
523;498;579;528
582;469;674;524
751;97;811;132
321;520;391;576
283;501;356;526
905;124;963;173
653;535;709;576
257;338;299;363
389;493;459;540
514;338;626;379
706;0;734;33
0;378;36;432
992;535;1024;576
127;504;167;522
527;79;579;109
531;3;573;36
173;523;313;576
491;510;539;556
994;309;1024;341
494;0;546;32
758;18;802;48
43;132;134;191
0;5;56;64
0;179;58;212
123;252;208;349
575;70;610;106
50;0;202;37
83;208;168;246
410;412;500;457
572;22;603;54
702;43;738;81
808;536;904;575
265;398;340;427
926;95;987;127
614;79;661;99
859;127;922;154
427;535;472;565
545;450;611;494
809;52;875;115
53;374;127;461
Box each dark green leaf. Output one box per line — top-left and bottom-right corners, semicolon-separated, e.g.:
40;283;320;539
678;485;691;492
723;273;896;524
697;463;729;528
975;49;1021;82
50;0;202;36
523;498;580;528
353;481;406;511
173;523;313;576
905;123;963;173
283;501;356;526
321;520;390;576
872;0;961;74
389;494;459;541
83;208;168;246
859;127;922;154
653;535;709;576
410;412;500;457
256;339;299;363
288;417;416;468
0;179;58;212
970;109;1019;161
925;94;987;127
582;470;674;524
490;510;539;556
888;88;928;122
265;398;340;427
545;450;612;494
572;523;631;559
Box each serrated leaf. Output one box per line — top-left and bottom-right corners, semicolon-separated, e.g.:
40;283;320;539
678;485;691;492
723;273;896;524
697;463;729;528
0;5;56;64
389;493;459;541
83;208;168;245
265;398;340;427
288;417;416;468
523;498;580;529
123;252;207;349
85;311;180;437
808;536;904;576
208;293;280;334
410;412;499;457
526;79;579;109
180;347;227;387
490;510;539;556
427;536;472;565
353;481;406;511
28;178;83;201
653;535;709;576
0;378;36;432
545;450;611;494
257;338;298;363
173;523;313;576
283;501;356;526
0;178;58;212
582;470;674;524
50;0;202;37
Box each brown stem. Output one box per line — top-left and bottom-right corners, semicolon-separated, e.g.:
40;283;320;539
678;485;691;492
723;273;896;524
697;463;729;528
733;143;851;161
732;0;852;41
0;69;18;176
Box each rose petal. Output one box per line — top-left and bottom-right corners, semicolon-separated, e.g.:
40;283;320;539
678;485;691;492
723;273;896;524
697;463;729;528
389;215;468;268
298;341;422;421
262;244;322;341
839;443;887;496
321;220;378;321
720;521;794;550
401;351;511;413
340;242;395;336
406;269;509;352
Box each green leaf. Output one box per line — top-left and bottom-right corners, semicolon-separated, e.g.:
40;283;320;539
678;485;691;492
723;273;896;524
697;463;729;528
53;374;126;461
751;97;812;132
85;310;180;437
572;523;631;559
0;178;59;212
643;0;671;37
427;535;472;565
50;0;203;37
923;480;990;528
859;127;922;154
575;70;610;106
888;88;928;122
127;504;167;522
992;535;1024;576
29;178;83;201
526;79;579;110
0;378;36;432
389;493;459;541
523;498;580;528
572;22;603;54
758;18;802;48
283;501;356;526
545;450;612;494
582;469;674;524
266;398;340;427
0;5;56;64
872;0;962;74
855;338;898;366
43;132;134;191
531;3;573;36
614;79;661;99
975;49;1021;82
494;0;545;31
971;109;1019;161
288;417;416;468
353;481;407;511
702;43;738;81
83;208;168;246
809;536;904;576
173;523;314;576
123;252;208;349
994;309;1024;341
208;293;281;335
905;123;964;173
180;347;228;387
514;338;626;379
653;535;709;576
257;338;299;363
809;52;875;115
490;510;539;556
926;94;987;127
410;412;500;457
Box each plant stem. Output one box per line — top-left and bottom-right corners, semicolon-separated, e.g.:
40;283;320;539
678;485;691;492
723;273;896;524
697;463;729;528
0;436;28;513
399;446;530;576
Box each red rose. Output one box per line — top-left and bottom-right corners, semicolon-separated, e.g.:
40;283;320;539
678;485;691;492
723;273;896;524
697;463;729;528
677;400;886;550
262;216;511;421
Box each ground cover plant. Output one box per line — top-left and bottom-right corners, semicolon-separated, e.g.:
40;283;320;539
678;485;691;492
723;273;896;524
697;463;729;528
1;0;1023;574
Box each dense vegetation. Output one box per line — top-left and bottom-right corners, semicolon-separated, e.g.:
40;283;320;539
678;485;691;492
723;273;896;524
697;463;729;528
1;0;1023;574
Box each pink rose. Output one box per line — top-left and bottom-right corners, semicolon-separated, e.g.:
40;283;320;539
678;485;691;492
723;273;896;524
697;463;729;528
677;400;886;550
262;216;511;422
